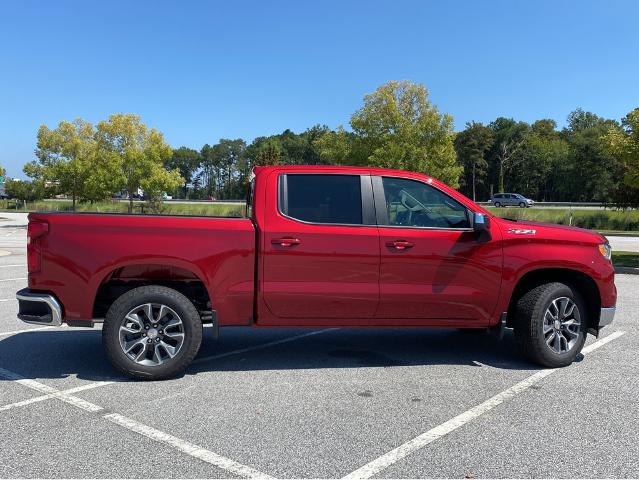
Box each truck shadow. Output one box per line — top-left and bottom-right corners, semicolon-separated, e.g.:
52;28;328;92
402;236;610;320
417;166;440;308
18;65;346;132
0;326;565;382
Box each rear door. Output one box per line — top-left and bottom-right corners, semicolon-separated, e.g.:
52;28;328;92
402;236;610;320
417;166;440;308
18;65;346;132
374;175;503;324
259;171;380;323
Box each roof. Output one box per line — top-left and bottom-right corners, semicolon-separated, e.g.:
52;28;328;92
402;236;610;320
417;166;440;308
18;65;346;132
252;164;434;181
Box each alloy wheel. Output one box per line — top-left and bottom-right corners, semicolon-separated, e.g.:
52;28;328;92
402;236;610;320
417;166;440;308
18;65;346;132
118;303;185;366
543;296;581;354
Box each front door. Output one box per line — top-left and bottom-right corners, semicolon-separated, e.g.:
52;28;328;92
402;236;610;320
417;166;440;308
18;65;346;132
374;175;503;324
260;171;380;323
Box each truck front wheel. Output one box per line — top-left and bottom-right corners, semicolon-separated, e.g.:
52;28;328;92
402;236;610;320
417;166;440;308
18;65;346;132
514;282;587;367
103;285;203;380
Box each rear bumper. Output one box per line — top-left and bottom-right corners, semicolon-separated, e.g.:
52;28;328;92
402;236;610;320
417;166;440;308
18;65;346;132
599;306;616;327
16;288;63;327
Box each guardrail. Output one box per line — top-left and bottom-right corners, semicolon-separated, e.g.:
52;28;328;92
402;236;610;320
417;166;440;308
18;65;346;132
481;201;610;208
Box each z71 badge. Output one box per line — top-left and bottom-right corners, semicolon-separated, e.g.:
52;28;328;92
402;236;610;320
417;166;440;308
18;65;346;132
508;228;537;235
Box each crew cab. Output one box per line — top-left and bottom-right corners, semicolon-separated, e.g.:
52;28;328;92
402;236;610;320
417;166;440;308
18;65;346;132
16;166;616;379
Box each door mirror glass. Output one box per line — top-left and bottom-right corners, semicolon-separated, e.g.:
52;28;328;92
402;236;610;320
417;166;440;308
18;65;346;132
472;212;490;231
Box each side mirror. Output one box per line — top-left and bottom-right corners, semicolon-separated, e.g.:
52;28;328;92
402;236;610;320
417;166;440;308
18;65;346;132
472;212;490;232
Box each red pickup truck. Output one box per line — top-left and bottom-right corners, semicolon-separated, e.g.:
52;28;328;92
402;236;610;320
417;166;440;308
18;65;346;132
16;166;616;379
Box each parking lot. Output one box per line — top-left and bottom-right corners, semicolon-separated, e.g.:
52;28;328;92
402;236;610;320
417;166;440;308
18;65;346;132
1;214;637;478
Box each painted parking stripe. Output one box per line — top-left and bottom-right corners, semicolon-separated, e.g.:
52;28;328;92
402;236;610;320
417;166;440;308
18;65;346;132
0;264;25;268
0;367;104;412
0;366;276;478
0;381;114;412
342;330;626;480
192;328;337;365
0;277;27;282
105;413;275;479
0;326;54;337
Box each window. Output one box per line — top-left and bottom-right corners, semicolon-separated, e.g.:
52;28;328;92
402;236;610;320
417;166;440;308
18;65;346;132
381;177;470;229
280;174;363;225
246;177;255;219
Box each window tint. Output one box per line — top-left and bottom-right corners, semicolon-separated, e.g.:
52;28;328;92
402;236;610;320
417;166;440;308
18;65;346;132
281;174;362;224
381;177;470;229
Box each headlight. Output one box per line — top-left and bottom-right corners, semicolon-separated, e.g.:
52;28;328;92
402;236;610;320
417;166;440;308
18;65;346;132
598;243;612;261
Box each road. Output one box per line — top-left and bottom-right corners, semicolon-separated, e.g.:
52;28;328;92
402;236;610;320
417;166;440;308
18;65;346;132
0;214;638;478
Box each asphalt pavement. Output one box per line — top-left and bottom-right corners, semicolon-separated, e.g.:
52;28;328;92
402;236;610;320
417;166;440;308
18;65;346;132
0;214;637;478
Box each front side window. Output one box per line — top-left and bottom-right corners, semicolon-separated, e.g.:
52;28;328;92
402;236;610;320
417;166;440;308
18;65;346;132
280;174;362;225
381;177;470;229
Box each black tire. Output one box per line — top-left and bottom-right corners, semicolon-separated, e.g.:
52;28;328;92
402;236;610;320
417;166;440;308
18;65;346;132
494;202;501;208
514;282;587;367
103;285;203;380
519;202;526;208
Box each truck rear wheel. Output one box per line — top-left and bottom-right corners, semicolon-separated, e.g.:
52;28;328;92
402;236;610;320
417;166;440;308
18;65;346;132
514;282;587;367
103;285;202;380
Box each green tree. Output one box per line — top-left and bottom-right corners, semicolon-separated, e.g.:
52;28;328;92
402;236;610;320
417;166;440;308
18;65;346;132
30;119;118;209
167;147;201;198
516;120;568;200
246;137;282;167
317;80;462;185
5;179;47;203
0;164;6;179
560;109;620;202
95;114;181;212
454;122;494;201
211;139;248;199
602;108;639;190
487;118;530;194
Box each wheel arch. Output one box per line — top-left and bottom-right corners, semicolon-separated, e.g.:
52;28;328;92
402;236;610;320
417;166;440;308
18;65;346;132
91;260;214;322
506;268;601;330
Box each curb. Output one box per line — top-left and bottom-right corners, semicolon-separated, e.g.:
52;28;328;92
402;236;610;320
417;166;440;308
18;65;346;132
615;266;639;275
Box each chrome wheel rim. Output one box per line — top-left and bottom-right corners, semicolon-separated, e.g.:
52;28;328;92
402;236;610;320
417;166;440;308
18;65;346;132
543;297;581;354
118;303;185;366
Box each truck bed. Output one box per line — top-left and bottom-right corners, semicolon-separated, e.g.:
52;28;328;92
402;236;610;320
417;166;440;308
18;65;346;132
28;212;256;325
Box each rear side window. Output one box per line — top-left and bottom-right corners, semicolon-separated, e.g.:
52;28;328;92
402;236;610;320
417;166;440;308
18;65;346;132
280;174;363;225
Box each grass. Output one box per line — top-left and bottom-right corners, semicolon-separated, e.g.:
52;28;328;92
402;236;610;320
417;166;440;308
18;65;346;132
0;199;245;217
487;207;639;232
612;251;639;268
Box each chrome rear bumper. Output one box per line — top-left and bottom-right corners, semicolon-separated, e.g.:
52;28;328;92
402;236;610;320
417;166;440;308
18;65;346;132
16;288;62;327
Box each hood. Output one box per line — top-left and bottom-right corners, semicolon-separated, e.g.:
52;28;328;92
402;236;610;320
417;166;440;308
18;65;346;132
495;217;606;245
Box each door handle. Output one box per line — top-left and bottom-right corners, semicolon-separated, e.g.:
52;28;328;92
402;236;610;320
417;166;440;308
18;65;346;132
271;237;301;247
386;240;414;250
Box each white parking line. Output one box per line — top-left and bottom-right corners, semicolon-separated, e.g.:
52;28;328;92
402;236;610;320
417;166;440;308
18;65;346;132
0;367;105;413
0;326;53;337
0;366;276;478
0;264;25;268
105;413;275;479
0;381;114;412
0;277;27;282
192;328;337;365
342;330;626;480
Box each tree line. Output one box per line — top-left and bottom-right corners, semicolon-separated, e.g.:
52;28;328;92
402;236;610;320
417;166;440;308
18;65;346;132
2;80;638;208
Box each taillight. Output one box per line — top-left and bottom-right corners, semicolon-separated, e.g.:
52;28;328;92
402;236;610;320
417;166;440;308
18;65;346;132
27;221;49;273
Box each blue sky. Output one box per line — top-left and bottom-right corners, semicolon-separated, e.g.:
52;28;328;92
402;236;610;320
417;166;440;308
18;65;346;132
1;0;638;177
